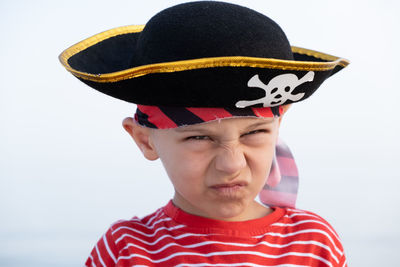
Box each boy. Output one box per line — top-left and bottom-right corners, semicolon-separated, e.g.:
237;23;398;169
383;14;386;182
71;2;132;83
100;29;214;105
59;1;349;266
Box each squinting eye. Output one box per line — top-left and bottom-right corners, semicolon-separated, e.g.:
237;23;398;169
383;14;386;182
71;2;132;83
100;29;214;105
242;129;268;136
186;135;210;141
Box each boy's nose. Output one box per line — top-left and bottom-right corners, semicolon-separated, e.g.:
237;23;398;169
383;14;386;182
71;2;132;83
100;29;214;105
214;144;246;175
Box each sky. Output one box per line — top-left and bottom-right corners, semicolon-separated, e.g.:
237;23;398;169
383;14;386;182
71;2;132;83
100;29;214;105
1;0;399;266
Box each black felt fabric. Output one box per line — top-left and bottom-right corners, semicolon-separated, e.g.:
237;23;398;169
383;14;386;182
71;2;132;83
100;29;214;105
132;1;293;66
79;65;335;108
69;1;293;73
64;1;347;108
69;33;139;74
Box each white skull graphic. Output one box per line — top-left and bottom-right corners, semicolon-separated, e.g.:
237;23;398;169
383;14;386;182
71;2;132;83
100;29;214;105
235;71;315;108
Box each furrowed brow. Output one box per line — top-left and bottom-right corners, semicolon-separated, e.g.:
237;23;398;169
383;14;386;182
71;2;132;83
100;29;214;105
245;120;275;129
175;127;211;133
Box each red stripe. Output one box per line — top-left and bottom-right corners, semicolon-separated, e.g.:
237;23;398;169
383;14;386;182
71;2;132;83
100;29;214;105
186;107;233;121
89;246;101;267
138;105;177;128
251;107;274;117
97;237;113;265
279;105;284;115
85;257;93;267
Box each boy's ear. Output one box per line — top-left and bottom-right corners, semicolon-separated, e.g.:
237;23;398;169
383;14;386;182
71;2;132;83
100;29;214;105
122;117;159;161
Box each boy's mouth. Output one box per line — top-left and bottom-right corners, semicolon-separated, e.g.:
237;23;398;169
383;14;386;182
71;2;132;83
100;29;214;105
210;182;247;197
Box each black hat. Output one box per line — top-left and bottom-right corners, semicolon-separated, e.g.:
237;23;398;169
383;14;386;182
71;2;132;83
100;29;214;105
59;1;349;109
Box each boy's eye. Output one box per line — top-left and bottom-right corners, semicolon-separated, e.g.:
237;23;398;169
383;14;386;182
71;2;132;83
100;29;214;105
242;129;268;137
186;135;211;141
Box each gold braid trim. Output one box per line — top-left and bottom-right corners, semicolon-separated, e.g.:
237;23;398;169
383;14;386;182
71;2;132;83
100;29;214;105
59;25;350;83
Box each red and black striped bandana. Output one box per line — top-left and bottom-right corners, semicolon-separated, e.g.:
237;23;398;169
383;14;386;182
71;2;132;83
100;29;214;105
260;138;299;208
135;105;282;129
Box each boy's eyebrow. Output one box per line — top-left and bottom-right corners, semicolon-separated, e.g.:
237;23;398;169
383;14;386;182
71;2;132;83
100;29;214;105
245;120;275;129
174;127;211;133
175;119;275;133
249;119;275;126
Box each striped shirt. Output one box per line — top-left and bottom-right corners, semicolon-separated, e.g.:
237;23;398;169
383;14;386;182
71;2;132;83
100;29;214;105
86;201;347;267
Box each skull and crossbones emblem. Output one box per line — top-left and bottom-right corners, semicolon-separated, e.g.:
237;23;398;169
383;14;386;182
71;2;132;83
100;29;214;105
235;71;315;108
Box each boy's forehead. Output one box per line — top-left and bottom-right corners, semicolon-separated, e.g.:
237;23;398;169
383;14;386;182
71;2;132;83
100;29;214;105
173;117;277;132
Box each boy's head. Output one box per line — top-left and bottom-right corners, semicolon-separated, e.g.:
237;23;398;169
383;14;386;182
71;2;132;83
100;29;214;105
123;103;291;221
123;115;281;221
59;1;349;220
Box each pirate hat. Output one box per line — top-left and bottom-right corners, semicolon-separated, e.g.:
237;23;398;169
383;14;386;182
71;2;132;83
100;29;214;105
59;1;348;115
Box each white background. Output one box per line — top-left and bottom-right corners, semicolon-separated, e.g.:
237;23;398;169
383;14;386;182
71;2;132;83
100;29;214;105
1;0;399;266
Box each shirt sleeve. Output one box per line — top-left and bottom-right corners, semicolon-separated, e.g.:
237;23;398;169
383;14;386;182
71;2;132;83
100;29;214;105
338;252;348;267
85;226;119;267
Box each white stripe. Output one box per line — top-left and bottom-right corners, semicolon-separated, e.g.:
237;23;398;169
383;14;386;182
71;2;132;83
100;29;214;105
285;213;306;219
102;234;117;263
123;209;164;227
118;250;333;267
124;219;145;225
114;217;172;233
283;213;341;241
286;208;306;213
109;219;127;228
95;244;106;267
272;219;341;241
122;209;162;226
147;217;172;229
145;208;163;226
254;228;343;257
273;219;326;228
123;217;172;230
116;231;210;246
112;224;185;237
88;255;96;267
175;263;309;267
120;238;338;264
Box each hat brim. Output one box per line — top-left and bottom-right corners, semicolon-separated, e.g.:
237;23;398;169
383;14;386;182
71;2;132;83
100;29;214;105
59;25;349;107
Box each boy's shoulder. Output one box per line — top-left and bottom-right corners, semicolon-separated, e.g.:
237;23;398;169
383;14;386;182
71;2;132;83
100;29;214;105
279;207;339;228
275;207;343;241
273;207;345;257
108;206;171;234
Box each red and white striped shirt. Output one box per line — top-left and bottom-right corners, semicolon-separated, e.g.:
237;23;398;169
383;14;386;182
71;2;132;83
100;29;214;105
86;201;346;266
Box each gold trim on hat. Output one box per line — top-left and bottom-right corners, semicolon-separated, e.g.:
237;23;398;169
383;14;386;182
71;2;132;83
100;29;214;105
59;25;350;83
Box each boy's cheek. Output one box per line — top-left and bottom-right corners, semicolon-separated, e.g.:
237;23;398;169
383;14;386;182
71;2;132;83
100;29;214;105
162;158;205;182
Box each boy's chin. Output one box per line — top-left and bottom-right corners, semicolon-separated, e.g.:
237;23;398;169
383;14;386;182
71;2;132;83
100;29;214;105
174;192;269;221
205;199;268;221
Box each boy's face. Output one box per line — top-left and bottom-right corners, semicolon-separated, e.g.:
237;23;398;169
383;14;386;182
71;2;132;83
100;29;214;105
124;116;280;221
